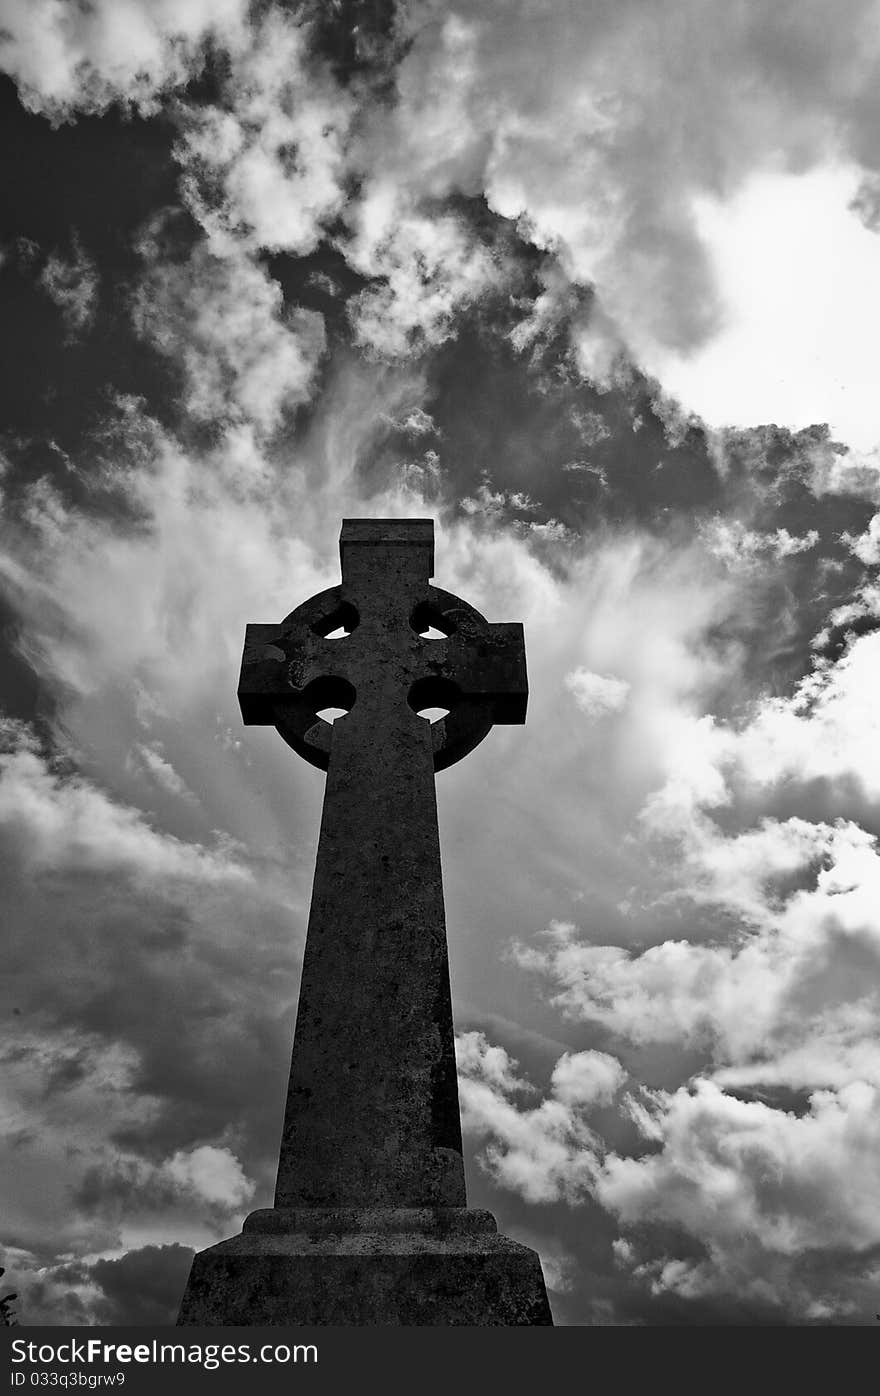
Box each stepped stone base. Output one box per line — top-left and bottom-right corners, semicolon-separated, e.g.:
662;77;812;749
177;1207;553;1326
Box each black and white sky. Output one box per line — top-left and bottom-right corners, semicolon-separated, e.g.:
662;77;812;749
2;0;880;1327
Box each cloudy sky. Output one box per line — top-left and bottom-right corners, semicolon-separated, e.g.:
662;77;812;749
2;0;880;1327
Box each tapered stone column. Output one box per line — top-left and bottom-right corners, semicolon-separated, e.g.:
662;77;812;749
177;520;552;1325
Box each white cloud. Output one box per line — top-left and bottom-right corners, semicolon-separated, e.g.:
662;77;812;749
350;1;880;444
459;1017;880;1316
499;553;880;1318
0;412;322;708
564;667;630;718
0;1024;254;1263
0;719;249;891
842;511;880;565
721;632;880;801
9;0;880;451
38;235;99;339
636;628;880;833
129;742;197;804
456;1031;608;1204
346;196;505;357
600;1078;880;1258
456;1029;532;1095
459;484;539;521
811;581;880;651
176;9;353;258
551;1050;626;1108
392;407;437;437
516;814;880;1078
515;598;880;1087
656;167;880;452
0;0;249;119
132;240;325;435
162;1146;253;1212
700;518;820;569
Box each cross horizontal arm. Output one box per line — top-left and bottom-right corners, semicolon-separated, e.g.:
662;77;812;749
238;624;289;724
440;622;528;724
238;620;336;725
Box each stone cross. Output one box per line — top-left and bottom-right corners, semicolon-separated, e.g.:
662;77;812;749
239;518;527;1210
177;519;552;1325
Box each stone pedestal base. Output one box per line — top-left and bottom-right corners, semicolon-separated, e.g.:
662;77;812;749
177;1207;552;1326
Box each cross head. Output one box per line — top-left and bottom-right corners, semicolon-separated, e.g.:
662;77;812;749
238;518;526;771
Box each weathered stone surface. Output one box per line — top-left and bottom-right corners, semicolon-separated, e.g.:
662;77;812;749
176;520;551;1325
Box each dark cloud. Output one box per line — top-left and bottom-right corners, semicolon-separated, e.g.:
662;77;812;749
0;77;186;458
88;1245;195;1326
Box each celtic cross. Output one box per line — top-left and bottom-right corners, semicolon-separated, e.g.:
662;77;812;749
237;519;528;1210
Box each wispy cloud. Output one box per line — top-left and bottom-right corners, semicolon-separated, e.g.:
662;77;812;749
38;234;99;339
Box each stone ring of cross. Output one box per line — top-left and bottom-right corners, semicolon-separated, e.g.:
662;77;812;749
244;583;521;772
258;580;500;770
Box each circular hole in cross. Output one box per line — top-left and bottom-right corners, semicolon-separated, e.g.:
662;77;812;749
312;601;359;639
408;675;459;724
304;676;356;725
410;601;455;640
